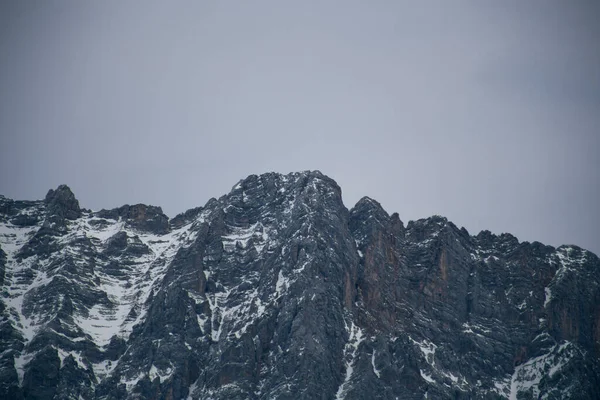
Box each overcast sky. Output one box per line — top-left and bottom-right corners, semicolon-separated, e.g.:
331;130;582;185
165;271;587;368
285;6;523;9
1;1;599;254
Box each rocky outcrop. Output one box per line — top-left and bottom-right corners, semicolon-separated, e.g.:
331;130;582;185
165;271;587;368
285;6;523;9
44;185;81;222
0;172;598;399
95;204;169;234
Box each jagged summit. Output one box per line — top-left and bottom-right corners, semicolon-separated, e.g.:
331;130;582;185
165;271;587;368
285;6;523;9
353;196;385;210
350;196;389;221
0;173;599;399
44;184;81;221
44;183;75;199
229;170;341;196
94;204;169;235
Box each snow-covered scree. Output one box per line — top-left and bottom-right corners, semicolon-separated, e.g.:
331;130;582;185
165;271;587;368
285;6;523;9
506;341;576;399
81;217;199;346
0;203;204;387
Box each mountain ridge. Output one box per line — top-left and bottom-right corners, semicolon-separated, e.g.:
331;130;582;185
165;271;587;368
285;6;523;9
1;170;599;399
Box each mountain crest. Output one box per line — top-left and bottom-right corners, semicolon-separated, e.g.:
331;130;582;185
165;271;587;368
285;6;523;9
0;172;598;400
44;184;81;221
94;204;169;234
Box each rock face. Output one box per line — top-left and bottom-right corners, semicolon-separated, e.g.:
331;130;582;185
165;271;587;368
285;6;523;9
0;171;598;400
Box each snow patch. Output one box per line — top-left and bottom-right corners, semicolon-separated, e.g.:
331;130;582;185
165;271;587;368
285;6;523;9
492;377;511;397
371;351;381;378
420;370;435;383
462;322;491;336
57;349;87;370
0;223;37;261
410;336;437;367
544;287;552;307
275;270;288;297
93;360;117;380
149;364;173;383
187;379;199;400
335;321;364;400
121;371;146;391
509;341;574;399
14;352;35;386
206;289;231;341
221;222;269;255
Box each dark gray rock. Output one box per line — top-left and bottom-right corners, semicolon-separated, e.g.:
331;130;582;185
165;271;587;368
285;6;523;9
95;204;169;234
170;206;204;229
22;347;61;400
45;185;81;221
0;247;6;287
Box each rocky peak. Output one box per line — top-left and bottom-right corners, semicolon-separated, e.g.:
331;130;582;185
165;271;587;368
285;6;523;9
44;184;81;221
405;215;449;242
351;196;388;217
222;171;345;229
350;197;399;246
94;204;169;234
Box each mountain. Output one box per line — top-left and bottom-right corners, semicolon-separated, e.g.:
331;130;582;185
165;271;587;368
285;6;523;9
0;171;599;400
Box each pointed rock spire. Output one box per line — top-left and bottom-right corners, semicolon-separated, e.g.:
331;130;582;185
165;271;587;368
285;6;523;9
44;184;81;220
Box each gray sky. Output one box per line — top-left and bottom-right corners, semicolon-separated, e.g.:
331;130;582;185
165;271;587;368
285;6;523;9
1;1;599;254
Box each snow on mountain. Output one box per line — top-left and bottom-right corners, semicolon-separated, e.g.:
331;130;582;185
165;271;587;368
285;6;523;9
0;171;599;400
